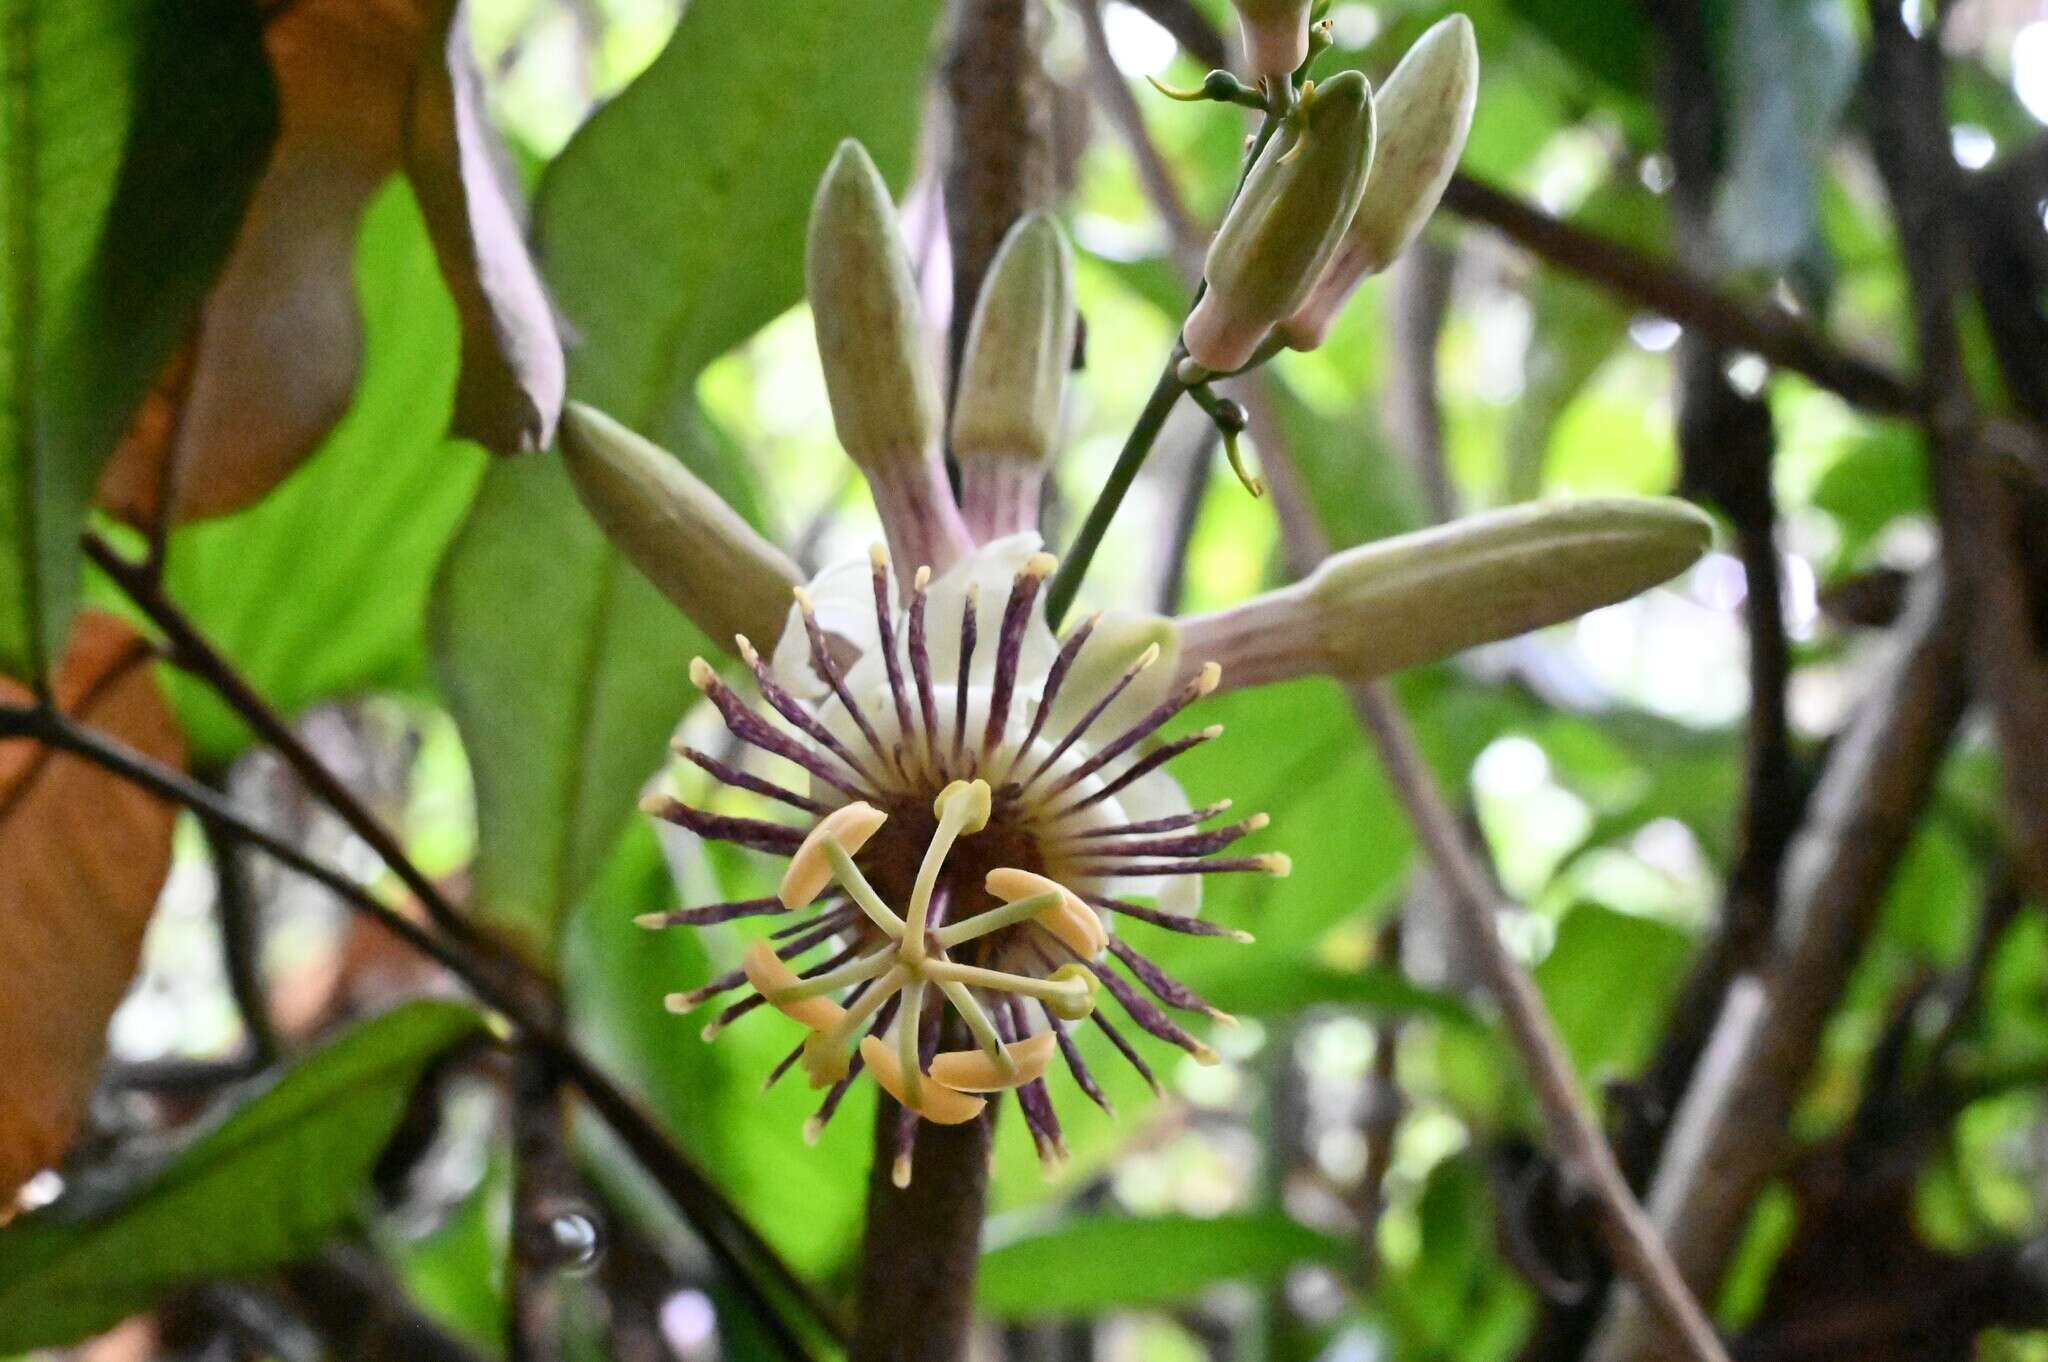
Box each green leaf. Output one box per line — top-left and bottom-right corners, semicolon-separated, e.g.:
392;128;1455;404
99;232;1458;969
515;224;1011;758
1535;904;1693;1079
1712;0;1857;270
976;1213;1347;1318
1504;0;1650;97
160;180;485;763
533;0;943;453
1;0;273;678
1190;956;1480;1027
435;0;943;958
430;454;705;961
0;1001;486;1352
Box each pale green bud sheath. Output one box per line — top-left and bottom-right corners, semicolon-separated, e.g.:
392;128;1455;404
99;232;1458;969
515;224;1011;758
952;214;1078;541
1231;0;1315;78
1182;71;1376;373
806;139;973;576
1173;498;1713;689
1281;15;1477;351
560;402;802;653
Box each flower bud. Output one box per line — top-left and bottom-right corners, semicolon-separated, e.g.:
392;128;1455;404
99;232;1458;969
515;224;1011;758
952;214;1077;540
808;140;940;465
1281;15;1477;351
1231;0;1314;78
807;140;971;573
559;402;801;651
1174;498;1712;687
1183;71;1375;373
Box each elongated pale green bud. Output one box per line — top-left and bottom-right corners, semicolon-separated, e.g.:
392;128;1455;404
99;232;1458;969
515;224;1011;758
952;214;1077;540
1282;15;1477;351
1183;71;1375;373
1232;0;1314;78
560;402;802;652
807;140;971;573
1174;498;1712;689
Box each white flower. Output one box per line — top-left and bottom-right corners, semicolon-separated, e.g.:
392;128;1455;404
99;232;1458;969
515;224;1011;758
644;537;1284;1181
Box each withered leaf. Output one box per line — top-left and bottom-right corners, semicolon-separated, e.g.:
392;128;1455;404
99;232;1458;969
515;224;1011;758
403;9;565;454
0;614;184;1207
96;0;559;529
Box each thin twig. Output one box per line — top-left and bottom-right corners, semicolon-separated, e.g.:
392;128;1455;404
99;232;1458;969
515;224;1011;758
1582;570;1968;1362
1355;683;1731;1362
202;817;279;1068
1440;174;1916;417
1074;0;1203;281
1046;362;1186;628
85;532;489;954
0;700;838;1357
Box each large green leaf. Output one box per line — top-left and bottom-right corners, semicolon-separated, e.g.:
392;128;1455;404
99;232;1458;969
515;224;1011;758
977;1213;1347;1318
161;181;485;762
430;455;705;961
0;0;272;679
434;0;943;958
532;0;943;452
1535;903;1693;1080
0;1001;485;1351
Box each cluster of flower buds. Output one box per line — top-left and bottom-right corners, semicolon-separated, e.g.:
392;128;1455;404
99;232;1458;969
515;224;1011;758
1181;11;1478;374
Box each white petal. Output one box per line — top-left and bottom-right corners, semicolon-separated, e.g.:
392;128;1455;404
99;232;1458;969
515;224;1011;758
921;532;1058;690
1110;767;1203;918
771;554;881;699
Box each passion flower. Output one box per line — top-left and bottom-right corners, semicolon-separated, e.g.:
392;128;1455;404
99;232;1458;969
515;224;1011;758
643;536;1283;1184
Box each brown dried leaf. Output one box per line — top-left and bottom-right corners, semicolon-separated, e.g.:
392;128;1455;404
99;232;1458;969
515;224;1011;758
95;0;558;530
0;615;184;1206
403;10;564;454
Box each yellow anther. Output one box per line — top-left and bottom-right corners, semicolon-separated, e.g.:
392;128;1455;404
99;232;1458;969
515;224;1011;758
986;867;1106;959
800;1029;853;1089
741;941;848;1031
1022;551;1057;580
1259;853;1293;877
688;656;717;688
859;1037;988;1124
1194;661;1223;695
779;802;888;907
930;1032;1058;1092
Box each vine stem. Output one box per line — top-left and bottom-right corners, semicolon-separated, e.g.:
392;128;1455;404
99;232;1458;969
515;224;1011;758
1044;361;1185;629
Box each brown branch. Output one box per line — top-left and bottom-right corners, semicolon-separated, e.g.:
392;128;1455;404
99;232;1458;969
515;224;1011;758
1865;11;2048;911
509;1049;571;1362
850;1107;994;1362
1353;681;1733;1362
1583;568;1968;1362
852;4;1060;1356
1441;174;1916;417
942;0;1055;376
